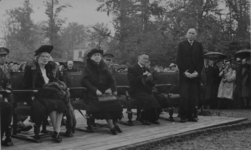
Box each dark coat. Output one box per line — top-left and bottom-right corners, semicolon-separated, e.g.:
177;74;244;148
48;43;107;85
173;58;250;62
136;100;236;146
176;40;204;119
176;40;204;82
23;61;76;133
127;63;152;94
24;60;56;89
81;59;122;119
205;66;221;100
127;63;161;110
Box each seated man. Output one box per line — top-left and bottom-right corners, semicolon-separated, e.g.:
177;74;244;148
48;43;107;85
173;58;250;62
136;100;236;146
64;60;77;72
127;52;161;125
103;53;115;73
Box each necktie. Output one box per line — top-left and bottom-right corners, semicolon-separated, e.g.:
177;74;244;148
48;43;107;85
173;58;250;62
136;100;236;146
189;41;193;46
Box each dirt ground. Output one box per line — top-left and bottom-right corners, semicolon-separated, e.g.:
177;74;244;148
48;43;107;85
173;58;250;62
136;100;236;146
148;109;251;150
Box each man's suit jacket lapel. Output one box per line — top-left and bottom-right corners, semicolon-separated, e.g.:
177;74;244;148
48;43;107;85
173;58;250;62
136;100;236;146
185;40;198;56
192;41;199;56
135;63;144;76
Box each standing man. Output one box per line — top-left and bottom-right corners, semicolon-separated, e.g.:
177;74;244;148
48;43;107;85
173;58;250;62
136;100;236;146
0;47;13;146
176;28;204;123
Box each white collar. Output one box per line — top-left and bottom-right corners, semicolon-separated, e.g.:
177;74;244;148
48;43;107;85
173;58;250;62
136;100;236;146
188;40;194;43
138;62;144;68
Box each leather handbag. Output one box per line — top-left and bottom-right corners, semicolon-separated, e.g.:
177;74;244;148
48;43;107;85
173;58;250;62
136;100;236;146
98;94;117;102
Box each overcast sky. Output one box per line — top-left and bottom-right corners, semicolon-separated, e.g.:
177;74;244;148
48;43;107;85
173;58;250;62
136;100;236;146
0;0;114;44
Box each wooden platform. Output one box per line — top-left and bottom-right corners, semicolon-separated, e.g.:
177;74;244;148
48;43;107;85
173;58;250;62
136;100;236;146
2;110;246;150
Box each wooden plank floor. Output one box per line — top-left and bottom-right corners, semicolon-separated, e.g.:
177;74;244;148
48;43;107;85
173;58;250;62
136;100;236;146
2;110;246;150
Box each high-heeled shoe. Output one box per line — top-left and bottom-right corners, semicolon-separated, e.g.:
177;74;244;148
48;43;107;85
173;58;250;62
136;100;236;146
51;131;57;138
1;138;14;146
110;127;117;135
114;126;123;133
52;132;62;143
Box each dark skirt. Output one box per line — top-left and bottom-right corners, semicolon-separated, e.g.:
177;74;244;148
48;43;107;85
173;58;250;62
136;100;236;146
87;96;123;120
38;98;68;114
91;112;123;120
31;98;67;125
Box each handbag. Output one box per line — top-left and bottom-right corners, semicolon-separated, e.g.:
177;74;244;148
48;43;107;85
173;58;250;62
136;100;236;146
98;94;117;102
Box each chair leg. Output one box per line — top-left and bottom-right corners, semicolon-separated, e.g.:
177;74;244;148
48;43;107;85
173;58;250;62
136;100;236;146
218;98;221;109
168;107;174;121
41;118;48;133
127;110;133;124
136;107;141;121
194;107;198;118
86;118;94;133
12;114;18;135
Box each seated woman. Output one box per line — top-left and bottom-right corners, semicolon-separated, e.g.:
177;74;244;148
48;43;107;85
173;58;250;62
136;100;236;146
82;48;123;135
23;45;68;142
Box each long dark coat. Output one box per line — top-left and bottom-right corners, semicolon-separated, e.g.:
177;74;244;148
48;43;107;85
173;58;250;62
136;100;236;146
81;59;122;120
23;61;76;133
176;40;204;119
205;66;221;100
127;63;161;110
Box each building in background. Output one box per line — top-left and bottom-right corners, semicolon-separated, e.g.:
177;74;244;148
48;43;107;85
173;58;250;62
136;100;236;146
73;41;92;61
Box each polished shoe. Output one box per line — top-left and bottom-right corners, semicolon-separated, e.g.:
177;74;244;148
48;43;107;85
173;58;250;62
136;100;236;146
110;127;117;135
114;126;123;133
149;120;160;125
64;130;73;137
51;131;57;138
54;132;62;143
17;125;32;133
187;118;198;122
180;118;187;123
86;126;94;133
140;120;150;125
1;139;14;146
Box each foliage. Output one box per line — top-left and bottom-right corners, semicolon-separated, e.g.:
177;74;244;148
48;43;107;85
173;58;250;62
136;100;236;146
88;22;111;50
61;22;89;60
44;0;72;58
1;0;250;65
1;0;41;62
97;0;250;66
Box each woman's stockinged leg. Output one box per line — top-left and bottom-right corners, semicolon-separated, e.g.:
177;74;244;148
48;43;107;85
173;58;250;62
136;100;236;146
55;112;63;132
106;119;114;129
49;111;57;130
113;119;118;126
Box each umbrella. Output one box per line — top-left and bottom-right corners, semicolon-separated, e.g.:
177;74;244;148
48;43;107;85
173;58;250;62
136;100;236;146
204;52;227;60
234;49;251;59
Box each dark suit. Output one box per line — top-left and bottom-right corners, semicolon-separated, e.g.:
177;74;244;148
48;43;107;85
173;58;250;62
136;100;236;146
176;40;204;120
0;65;13;143
127;63;161;122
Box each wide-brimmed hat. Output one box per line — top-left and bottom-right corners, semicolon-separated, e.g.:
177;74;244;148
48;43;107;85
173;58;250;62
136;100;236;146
87;48;103;58
0;47;10;55
34;45;53;56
